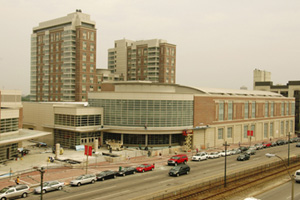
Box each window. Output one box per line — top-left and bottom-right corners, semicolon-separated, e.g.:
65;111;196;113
292;102;295;115
286;102;289;115
219;101;224;121
286;121;289;134
218;128;223;139
227;127;232;138
281;102;284;116
264;123;268;138
290;120;293;133
243;125;248;138
270;123;273;137
244;102;249;119
251;102;256;118
281;121;284;135
228;102;233;120
251;125;255;137
265;102;269;117
270;102;274;117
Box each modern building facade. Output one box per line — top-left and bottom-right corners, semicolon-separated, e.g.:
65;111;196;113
0;90;50;163
30;10;97;102
88;82;295;149
108;39;176;84
254;69;300;134
22;102;104;149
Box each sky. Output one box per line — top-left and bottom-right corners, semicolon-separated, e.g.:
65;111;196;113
0;0;300;95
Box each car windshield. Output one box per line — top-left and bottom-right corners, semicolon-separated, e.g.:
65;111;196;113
0;187;9;193
137;165;145;168
172;166;181;170
210;153;216;155
296;172;300;175
171;156;179;159
75;176;84;180
43;182;50;187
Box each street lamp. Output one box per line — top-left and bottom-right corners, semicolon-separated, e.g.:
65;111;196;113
36;167;45;200
223;141;230;188
287;132;292;166
265;153;294;200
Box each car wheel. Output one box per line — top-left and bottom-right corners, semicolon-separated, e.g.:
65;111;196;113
133;171;136;174
123;173;126;177
176;173;179;177
102;178;105;181
151;167;154;171
175;162;178;166
21;193;28;198
186;171;189;174
0;197;6;200
114;175;116;179
91;179;95;184
42;189;46;194
58;186;62;190
142;170;145;173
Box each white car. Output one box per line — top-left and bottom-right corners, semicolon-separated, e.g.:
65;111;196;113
0;184;30;199
34;181;65;193
295;169;300;182
192;152;208;161
219;150;231;157
70;174;96;186
207;152;220;159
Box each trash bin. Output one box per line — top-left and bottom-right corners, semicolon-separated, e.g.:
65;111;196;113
60;148;64;155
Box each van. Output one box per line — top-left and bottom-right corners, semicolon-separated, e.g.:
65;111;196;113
169;164;190;177
167;154;188;166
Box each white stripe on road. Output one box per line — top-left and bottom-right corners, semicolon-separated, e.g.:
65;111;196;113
59;185;116;200
159;179;173;184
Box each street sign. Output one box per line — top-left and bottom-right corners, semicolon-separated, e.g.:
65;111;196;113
84;145;92;156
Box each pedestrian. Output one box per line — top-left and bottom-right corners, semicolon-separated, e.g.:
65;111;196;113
196;148;199;153
15;176;20;185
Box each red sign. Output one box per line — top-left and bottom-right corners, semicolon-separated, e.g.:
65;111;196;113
247;130;253;136
84;145;93;156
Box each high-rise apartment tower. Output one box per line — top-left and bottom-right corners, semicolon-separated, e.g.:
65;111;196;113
30;10;97;102
108;39;176;83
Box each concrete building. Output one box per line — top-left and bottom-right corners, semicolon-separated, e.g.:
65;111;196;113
254;69;300;134
88;82;295;149
0;90;50;163
108;39;176;84
30;10;97;102
22;102;104;149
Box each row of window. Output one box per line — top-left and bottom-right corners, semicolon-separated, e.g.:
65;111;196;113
218;101;295;121
217;120;294;139
54;114;101;127
0;118;18;133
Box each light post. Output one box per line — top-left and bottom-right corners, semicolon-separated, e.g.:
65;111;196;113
37;167;45;200
223;141;230;188
265;153;294;200
287;132;291;166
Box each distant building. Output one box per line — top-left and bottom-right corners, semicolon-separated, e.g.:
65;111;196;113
253;69;300;134
0;90;49;163
30;10;98;102
108;39;176;84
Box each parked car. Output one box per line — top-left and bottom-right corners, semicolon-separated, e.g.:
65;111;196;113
271;142;277;147
246;149;256;155
0;184;30;199
70;174;96;186
136;164;155;173
294;169;300;182
276;140;284;145
34;181;64;194
239;146;249;152
169;164;190;177
254;143;263;150
229;149;238;155
207;152;220;159
192;152;208;161
219;150;231;157
296;143;300;147
262;142;272;148
237;153;250;161
96;170;118;181
167;154;188;166
117;167;136;176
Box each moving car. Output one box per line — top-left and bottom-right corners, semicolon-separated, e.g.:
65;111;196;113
0;184;30;199
192;152;208;161
34;181;64;194
169;164;190;177
167;154;188;166
207;152;220;159
70;174;96;186
117;167;136;176
294;169;300;182
246;149;256;155
96;170;118;181
136;164;155;173
237;153;250;161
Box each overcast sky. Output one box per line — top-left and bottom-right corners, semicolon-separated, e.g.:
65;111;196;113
1;0;300;95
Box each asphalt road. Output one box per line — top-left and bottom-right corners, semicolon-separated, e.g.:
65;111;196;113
26;144;300;200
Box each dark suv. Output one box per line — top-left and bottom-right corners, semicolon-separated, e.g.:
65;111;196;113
167;154;188;166
169;164;190;177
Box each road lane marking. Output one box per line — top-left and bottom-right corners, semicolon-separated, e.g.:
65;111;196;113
59;185;117;200
92;190;130;199
159;179;173;184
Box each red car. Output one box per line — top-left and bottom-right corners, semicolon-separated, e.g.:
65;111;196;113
263;142;272;148
136;164;155;173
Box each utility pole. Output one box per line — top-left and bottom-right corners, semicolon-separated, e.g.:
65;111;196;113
223;141;230;188
288;132;291;166
37;167;45;200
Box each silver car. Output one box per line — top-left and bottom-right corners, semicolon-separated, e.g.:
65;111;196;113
0;184;30;199
34;181;65;193
70;174;96;186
